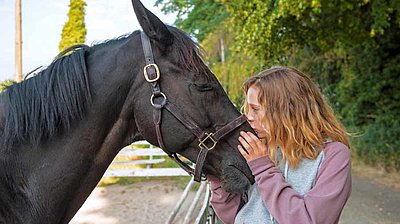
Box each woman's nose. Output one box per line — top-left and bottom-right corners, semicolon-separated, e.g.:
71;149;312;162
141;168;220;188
247;113;254;122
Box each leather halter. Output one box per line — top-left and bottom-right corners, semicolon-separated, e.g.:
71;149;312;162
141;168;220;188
140;32;247;182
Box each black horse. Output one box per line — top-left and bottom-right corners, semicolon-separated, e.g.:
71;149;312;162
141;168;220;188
0;1;254;223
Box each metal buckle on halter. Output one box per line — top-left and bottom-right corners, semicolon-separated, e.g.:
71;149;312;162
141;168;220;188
198;133;217;150
143;63;160;82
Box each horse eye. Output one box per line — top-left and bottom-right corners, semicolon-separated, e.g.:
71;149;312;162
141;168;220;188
193;83;213;92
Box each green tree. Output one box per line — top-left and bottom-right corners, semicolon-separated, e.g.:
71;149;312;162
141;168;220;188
159;0;400;170
156;0;227;42
59;0;87;52
201;23;264;107
0;80;16;92
157;0;262;107
223;0;400;62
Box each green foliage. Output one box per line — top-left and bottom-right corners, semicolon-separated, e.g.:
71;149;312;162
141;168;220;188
0;80;16;92
201;25;265;108
156;0;227;41
335;25;400;170
286;46;345;107
59;0;87;52
223;0;399;62
159;0;400;171
275;3;400;170
351;115;400;171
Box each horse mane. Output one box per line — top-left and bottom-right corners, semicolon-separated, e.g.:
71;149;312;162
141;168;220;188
91;28;209;77
0;27;209;150
1;47;92;149
167;26;211;76
89;32;134;51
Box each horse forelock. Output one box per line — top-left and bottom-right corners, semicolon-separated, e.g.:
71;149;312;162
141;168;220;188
167;26;211;77
1;48;92;150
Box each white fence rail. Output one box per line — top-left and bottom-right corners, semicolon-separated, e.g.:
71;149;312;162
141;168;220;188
102;141;219;224
103;140;190;177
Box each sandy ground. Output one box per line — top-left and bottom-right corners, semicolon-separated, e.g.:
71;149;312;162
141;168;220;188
70;172;400;224
70;179;198;224
340;175;400;224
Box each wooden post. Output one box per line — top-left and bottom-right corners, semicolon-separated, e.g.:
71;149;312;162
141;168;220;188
220;37;229;94
15;0;23;82
220;38;225;66
166;177;195;224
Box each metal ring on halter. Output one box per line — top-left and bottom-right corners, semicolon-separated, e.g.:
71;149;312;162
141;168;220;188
201;174;207;181
150;92;167;107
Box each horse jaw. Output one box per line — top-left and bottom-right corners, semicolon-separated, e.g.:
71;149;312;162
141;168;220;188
179;144;254;194
221;165;253;193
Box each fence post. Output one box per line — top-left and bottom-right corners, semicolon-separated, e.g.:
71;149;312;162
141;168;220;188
183;181;207;224
166;177;196;224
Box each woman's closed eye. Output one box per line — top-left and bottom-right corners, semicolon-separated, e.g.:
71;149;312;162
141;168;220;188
251;106;260;112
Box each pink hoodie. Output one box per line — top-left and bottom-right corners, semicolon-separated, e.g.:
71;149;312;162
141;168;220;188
209;142;352;224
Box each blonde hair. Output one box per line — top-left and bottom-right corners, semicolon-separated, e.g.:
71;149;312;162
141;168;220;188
243;66;349;168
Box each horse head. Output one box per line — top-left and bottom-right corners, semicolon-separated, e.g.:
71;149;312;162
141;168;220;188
125;0;255;193
0;1;257;223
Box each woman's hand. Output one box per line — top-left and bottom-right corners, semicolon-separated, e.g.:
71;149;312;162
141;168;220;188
238;131;269;162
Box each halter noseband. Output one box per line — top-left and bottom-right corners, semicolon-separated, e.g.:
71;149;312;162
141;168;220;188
140;32;247;182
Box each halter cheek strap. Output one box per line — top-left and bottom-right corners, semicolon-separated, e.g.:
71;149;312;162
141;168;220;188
140;31;247;182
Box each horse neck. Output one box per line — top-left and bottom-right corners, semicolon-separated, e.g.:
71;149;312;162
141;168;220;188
57;38;147;222
0;35;145;223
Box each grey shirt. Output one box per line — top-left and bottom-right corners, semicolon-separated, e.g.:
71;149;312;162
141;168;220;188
235;148;325;224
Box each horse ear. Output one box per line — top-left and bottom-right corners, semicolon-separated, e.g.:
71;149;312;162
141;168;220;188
131;0;173;46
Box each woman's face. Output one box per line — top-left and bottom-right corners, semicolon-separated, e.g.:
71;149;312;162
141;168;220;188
246;85;268;140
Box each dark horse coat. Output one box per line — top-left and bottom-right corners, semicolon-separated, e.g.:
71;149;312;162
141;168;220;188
0;1;254;223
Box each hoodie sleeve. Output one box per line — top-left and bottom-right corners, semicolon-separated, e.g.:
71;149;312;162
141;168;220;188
249;142;352;224
208;175;246;224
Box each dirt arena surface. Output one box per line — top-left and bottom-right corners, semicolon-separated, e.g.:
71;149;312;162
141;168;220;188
70;179;196;224
70;170;400;224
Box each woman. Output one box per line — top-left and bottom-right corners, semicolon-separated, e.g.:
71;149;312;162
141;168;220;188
209;66;351;224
